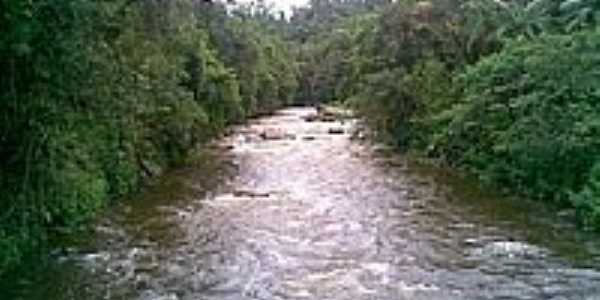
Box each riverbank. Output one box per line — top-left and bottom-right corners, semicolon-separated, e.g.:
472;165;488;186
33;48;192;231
291;1;600;231
2;107;600;300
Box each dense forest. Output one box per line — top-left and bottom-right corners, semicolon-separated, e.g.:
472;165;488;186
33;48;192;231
0;0;298;273
1;0;599;275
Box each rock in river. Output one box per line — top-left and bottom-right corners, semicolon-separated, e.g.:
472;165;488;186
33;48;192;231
259;127;294;140
328;127;345;135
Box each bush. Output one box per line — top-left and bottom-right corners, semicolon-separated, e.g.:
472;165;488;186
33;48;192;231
435;30;600;205
404;59;457;150
348;68;416;146
571;162;600;230
349;59;456;149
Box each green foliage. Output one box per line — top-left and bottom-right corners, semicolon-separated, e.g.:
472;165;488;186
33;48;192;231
3;0;600;275
0;0;298;274
209;15;299;116
291;0;600;231
295;13;378;104
289;0;388;41
348;59;455;148
341;0;464;147
462;0;600;44
558;0;600;32
463;0;556;41
571;162;600;230
348;68;412;144
437;31;600;203
403;60;457;150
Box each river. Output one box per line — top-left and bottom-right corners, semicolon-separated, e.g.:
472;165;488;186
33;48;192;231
3;107;600;300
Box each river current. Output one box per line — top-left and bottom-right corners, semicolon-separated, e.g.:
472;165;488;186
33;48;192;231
4;108;600;300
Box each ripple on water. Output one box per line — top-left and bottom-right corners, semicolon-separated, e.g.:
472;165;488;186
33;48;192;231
3;107;600;300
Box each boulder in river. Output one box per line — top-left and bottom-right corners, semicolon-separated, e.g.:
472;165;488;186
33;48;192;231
260;127;289;140
302;113;336;123
302;114;319;122
303;105;351;122
318;105;353;118
328;127;345;135
233;190;271;198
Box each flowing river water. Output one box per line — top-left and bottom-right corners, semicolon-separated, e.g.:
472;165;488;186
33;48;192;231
3;107;600;300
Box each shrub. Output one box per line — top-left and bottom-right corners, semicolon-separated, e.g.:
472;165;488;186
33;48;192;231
571;162;600;230
436;30;600;205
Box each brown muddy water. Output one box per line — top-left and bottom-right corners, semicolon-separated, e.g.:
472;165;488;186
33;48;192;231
2;107;600;300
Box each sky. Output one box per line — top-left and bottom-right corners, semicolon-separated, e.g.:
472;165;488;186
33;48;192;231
234;0;310;15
